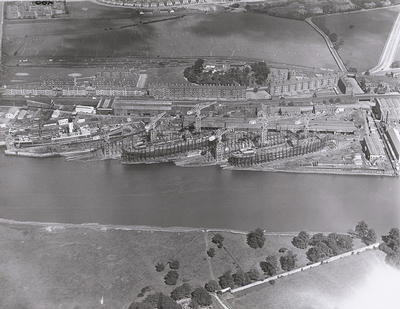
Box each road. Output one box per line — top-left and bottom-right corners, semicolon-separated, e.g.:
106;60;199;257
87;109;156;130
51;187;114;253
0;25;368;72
370;12;400;74
305;17;347;72
0;0;4;65
227;242;380;295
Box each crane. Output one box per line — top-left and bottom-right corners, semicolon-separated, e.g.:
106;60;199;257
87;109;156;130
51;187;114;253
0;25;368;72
187;101;217;133
145;112;166;142
209;128;232;162
303;114;311;138
257;110;269;146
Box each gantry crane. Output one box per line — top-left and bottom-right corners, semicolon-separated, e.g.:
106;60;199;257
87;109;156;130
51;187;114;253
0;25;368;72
187;101;217;133
145;112;166;142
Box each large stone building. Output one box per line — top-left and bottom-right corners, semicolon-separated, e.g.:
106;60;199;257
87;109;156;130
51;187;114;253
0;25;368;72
268;70;339;97
148;83;246;101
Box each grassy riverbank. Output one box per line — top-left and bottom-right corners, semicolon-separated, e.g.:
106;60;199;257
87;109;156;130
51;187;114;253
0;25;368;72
0;220;364;308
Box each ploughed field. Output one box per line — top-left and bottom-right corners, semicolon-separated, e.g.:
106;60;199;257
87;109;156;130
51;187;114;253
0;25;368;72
312;7;400;72
2;1;336;69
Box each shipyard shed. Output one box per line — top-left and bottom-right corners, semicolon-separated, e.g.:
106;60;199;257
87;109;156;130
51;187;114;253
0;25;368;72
362;133;385;164
113;99;172;115
96;97;115;114
386;127;400;161
375;97;400;123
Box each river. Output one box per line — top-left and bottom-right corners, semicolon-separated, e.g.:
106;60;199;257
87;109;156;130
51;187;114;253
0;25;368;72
0;152;399;233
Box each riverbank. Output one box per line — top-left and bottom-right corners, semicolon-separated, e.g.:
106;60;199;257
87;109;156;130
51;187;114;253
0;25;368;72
0;219;363;308
224;165;398;177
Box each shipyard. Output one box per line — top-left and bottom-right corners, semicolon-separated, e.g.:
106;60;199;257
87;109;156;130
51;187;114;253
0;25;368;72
1;54;400;176
2;1;400;309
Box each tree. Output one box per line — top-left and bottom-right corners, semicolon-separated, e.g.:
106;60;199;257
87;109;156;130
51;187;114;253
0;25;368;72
355;221;377;245
246;268;261;281
169;260;180;270
207;248;216;258
355;221;369;238
155;262;165;272
171;283;192;300
260;255;278;276
164;270;179;285
212;234;224;248
280;251;297;271
218;271;235;289
250;62;270;85
247;228;265;249
191;287;212;306
306;242;333;263
309;233;327;246
329;32;338;43
336;234;353;251
205;280;220;293
325;234;341;255
193;58;204;74
233;270;251;287
291;231;310;249
380;228;400;268
363;228;377;245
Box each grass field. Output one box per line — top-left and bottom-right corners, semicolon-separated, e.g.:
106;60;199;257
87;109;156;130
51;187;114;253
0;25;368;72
0;220;366;309
0;223;210;309
2;1;336;69
226;249;387;309
208;231;308;278
312;7;400;72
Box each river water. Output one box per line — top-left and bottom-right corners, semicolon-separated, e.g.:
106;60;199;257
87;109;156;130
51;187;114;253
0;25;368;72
0;152;399;233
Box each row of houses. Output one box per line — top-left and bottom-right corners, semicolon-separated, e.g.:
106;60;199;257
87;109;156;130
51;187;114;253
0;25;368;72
148;83;247;101
98;0;220;8
3;87;145;97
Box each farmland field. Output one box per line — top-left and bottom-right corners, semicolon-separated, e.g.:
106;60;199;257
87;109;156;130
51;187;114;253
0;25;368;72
2;1;336;70
313;7;400;72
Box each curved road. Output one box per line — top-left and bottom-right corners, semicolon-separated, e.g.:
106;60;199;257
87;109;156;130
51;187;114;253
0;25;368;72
370;12;400;74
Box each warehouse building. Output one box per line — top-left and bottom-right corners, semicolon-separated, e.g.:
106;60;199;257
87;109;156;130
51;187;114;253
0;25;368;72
386;127;400;162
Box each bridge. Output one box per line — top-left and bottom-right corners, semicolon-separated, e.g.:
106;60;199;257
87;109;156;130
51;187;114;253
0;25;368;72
305;18;347;73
